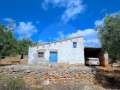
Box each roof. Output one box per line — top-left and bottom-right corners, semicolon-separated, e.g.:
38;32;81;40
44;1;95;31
34;36;83;46
85;47;101;49
84;47;102;52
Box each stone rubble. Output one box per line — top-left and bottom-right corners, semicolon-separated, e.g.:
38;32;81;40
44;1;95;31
0;64;97;84
0;64;108;90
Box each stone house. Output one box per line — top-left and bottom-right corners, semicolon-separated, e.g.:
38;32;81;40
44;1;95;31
28;36;85;64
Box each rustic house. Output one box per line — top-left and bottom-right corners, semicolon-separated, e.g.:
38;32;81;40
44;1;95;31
28;36;85;64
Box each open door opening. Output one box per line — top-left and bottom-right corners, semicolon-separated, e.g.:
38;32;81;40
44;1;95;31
84;47;103;66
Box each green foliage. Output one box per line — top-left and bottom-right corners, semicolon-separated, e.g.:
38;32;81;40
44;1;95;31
17;39;33;55
0;23;35;59
0;24;18;58
98;13;120;61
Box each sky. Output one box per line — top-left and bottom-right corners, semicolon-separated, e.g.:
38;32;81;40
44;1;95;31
0;0;120;47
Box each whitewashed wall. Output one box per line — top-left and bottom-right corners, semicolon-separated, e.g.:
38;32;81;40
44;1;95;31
28;37;85;64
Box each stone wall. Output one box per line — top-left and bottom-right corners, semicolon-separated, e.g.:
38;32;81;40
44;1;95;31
0;56;28;65
99;52;109;67
0;64;96;85
0;64;113;90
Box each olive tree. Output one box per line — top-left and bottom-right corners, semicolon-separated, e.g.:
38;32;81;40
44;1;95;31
97;13;120;62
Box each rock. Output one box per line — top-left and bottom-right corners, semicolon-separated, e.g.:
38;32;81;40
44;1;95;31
24;70;32;73
42;79;50;85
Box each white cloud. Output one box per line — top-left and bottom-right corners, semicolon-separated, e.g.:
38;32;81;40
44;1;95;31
67;29;101;47
68;29;96;37
61;0;84;23
94;19;104;26
42;0;84;23
15;22;37;39
84;39;100;47
4;18;14;22
58;31;65;39
3;18;16;30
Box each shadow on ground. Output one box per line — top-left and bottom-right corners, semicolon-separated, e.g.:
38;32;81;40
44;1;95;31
94;67;120;89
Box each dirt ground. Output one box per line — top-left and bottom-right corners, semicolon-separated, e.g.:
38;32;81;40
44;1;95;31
0;64;120;90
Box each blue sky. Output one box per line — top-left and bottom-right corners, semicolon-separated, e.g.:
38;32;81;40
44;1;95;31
0;0;120;47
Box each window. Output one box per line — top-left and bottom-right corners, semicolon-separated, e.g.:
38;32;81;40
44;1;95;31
38;52;44;58
73;42;77;48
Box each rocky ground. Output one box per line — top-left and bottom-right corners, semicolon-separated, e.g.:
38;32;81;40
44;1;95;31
0;64;120;90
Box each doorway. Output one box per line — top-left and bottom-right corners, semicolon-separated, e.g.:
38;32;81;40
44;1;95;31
49;51;58;63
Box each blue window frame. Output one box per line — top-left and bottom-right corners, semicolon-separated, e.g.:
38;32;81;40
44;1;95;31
73;42;77;48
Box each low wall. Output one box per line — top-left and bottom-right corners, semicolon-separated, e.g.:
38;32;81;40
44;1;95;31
0;56;28;65
0;65;97;85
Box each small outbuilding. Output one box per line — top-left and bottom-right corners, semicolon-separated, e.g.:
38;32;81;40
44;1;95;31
28;37;109;66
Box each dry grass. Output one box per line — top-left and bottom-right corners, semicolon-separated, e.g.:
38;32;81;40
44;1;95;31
0;74;29;90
